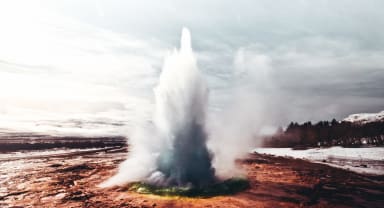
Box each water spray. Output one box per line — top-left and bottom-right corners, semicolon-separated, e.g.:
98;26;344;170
101;28;249;194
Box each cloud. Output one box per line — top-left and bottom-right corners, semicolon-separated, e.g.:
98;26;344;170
0;0;384;135
0;2;164;134
224;36;384;125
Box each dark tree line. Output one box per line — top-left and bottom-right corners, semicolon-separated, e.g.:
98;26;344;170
262;119;384;148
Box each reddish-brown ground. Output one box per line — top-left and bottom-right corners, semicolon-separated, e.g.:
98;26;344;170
1;148;383;208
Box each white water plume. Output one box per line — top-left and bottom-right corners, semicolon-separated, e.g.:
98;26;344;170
101;28;216;188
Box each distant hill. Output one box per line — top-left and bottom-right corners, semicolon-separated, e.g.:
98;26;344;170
343;110;384;124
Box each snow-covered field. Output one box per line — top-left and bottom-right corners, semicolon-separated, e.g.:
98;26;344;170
253;147;384;175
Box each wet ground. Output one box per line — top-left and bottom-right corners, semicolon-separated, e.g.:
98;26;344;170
1;148;383;208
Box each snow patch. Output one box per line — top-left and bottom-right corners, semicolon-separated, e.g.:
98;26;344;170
343;110;384;124
253;147;384;175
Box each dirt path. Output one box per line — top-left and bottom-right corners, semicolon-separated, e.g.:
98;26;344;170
1;150;383;207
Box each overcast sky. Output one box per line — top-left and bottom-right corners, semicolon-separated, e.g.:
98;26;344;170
0;0;384;132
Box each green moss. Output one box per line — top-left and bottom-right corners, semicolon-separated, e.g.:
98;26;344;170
127;177;250;197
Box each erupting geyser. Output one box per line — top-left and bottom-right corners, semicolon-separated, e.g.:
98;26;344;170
148;28;215;187
101;28;216;188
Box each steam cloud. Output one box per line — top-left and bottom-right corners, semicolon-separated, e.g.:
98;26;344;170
101;28;218;188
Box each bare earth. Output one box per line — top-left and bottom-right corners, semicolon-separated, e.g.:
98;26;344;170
1;148;383;208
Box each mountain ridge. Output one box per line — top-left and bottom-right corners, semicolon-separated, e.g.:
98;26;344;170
342;110;384;124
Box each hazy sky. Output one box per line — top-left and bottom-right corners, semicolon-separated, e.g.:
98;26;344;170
1;0;384;132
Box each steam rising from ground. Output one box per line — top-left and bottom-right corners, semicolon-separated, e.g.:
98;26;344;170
101;28;217;188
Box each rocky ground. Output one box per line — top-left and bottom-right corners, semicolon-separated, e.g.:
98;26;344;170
1;148;383;208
